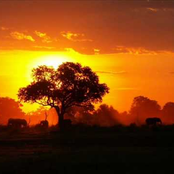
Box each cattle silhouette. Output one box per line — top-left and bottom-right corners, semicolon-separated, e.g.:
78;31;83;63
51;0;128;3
146;117;162;126
35;111;49;129
39;120;49;129
8;118;27;129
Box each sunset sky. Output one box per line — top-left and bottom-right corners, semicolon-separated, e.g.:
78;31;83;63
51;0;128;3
1;0;174;113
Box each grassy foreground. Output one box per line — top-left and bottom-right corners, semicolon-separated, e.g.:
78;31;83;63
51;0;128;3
0;125;174;174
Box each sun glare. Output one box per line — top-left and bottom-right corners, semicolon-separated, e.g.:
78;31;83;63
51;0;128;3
34;55;70;69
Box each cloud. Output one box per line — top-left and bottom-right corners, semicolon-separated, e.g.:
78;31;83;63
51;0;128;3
0;27;9;31
96;71;127;75
1;1;174;54
61;31;92;42
113;46;158;55
94;49;100;54
33;45;55;50
146;8;159;12
10;32;35;42
35;31;46;38
35;31;52;43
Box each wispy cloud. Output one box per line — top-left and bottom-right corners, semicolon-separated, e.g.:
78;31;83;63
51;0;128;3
61;31;92;42
10;32;35;42
1;2;174;54
113;46;157;55
0;27;9;31
147;8;159;12
94;48;100;55
35;31;52;43
96;71;127;75
33;45;55;50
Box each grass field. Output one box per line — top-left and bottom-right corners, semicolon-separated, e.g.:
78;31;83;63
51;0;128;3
0;125;174;174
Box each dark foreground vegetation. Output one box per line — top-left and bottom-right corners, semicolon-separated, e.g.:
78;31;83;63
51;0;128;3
0;125;174;174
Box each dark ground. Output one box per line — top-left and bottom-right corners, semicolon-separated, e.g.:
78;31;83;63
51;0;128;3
0;125;174;174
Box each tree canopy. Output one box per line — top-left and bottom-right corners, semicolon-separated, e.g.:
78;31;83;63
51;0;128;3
129;96;161;125
18;62;109;127
65;104;120;127
162;102;174;124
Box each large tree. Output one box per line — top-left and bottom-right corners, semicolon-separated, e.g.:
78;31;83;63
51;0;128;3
18;62;109;128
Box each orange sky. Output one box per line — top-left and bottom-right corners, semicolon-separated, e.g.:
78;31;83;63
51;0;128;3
1;1;174;113
1;49;174;114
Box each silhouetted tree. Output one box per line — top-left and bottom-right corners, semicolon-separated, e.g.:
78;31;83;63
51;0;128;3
65;104;119;126
93;104;120;127
162;102;174;124
119;111;131;126
129;96;161;125
0;97;25;125
65;105;94;124
18;62;109;128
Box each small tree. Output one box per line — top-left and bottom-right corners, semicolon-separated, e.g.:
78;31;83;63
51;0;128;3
129;96;161;125
0;97;25;125
18;62;109;128
92;104;120;127
162;102;174;124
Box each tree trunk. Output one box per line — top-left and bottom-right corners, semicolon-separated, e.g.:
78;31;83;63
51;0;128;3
54;106;64;129
59;113;64;130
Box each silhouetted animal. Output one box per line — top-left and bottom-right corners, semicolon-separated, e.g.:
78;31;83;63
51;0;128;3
35;111;49;129
35;120;49;130
8;118;27;128
146;117;162;126
39;120;49;129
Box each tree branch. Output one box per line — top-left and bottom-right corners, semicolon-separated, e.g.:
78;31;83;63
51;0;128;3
35;100;50;107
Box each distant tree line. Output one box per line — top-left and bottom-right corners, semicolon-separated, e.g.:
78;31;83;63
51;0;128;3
0;95;174;126
0;62;174;127
64;96;174;126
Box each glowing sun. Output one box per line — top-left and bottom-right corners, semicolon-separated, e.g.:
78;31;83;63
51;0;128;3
34;55;70;69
